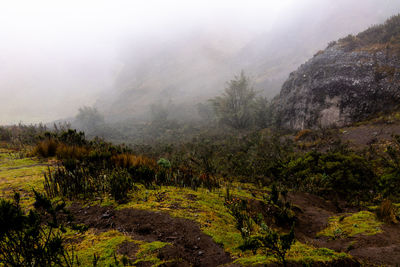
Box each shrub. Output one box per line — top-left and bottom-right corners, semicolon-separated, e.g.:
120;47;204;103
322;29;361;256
225;197;253;238
156;158;172;184
0;192;74;266
108;168;133;203
55;143;89;160
265;184;296;227
339;34;360;51
378;135;400;199
376;199;398;224
129;165;156;188
240;223;295;267
112;153;157;170
281;151;376;202
157;158;171;169
0;127;11;141
58;129;87;146
34;138;58;157
43;163;107;200
294;129;312;142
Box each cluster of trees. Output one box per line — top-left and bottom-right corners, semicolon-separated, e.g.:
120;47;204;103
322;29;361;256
69;71;275;145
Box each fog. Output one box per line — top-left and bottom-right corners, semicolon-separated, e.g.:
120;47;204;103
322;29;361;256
1;0;400;125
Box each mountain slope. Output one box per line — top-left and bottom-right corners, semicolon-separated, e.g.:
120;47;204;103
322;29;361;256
276;15;400;130
96;3;400;123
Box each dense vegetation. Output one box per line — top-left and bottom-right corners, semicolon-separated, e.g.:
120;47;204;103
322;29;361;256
1;68;400;265
0;191;74;266
338;14;400;52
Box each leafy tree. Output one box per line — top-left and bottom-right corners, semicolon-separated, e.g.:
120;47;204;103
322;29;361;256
210;71;256;129
75;106;104;134
254;96;274;129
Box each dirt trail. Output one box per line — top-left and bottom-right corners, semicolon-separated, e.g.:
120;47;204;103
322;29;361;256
68;204;232;267
0;163;50;171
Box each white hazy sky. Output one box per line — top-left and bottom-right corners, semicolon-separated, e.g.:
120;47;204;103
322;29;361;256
0;0;295;124
0;0;399;124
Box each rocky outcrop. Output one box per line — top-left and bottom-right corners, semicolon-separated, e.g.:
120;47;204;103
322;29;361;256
276;43;400;130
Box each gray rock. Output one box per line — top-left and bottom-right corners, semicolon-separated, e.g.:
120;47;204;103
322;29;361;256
275;44;400;130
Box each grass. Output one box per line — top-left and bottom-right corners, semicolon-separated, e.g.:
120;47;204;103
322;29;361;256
69;229;129;266
0;148;50;208
134;241;170;265
65;229;171;266
234;242;349;266
318;211;383;239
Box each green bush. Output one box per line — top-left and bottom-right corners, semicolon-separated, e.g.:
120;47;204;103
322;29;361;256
0;192;74;266
129;165;156;188
378;135;400;199
240;223;295;267
281;151;376;202
108;168;133;203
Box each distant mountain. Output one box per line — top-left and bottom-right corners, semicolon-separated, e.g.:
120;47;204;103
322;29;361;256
276;15;400;129
97;3;400;123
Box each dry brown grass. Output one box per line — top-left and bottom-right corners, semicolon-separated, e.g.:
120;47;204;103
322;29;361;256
55;143;89;160
376;199;398;224
111;153;157;170
32;139;58;157
294;129;312;142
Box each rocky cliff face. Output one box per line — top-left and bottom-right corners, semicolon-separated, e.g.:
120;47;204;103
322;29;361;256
276;36;400;130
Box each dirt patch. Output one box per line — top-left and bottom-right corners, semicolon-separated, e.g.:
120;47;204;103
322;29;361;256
341;123;400;148
0;163;51;171
283;192;400;266
68;203;232;267
117;240;138;259
312;223;400;266
287;192;338;241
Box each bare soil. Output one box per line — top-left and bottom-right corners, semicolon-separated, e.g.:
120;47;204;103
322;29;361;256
68;203;231;267
66;190;400;266
341;123;400;148
287;192;400;266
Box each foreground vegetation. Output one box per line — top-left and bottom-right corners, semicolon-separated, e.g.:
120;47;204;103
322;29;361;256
1;119;400;266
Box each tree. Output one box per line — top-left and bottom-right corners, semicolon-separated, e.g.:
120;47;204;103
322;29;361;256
74;106;104;134
210;71;256;129
254;96;274;129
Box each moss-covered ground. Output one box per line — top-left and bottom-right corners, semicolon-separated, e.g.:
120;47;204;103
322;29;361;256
317;211;383;239
0;147;358;266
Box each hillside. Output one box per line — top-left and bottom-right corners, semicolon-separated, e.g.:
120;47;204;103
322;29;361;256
95;5;400;124
276;15;400;130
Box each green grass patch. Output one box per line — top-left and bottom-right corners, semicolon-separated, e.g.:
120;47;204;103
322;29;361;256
318;211;383;239
68;229;131;266
234;242;348;266
134;241;170;265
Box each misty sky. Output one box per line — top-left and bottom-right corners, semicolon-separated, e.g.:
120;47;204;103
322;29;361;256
1;0;400;124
